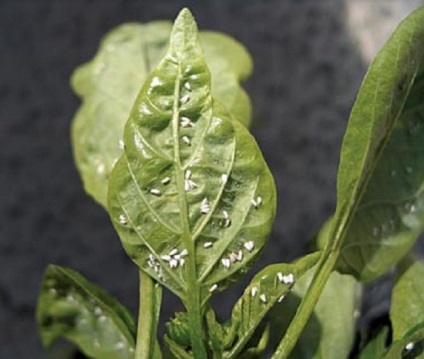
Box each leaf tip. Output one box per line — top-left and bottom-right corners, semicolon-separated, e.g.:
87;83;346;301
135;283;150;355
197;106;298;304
170;8;199;51
175;8;195;26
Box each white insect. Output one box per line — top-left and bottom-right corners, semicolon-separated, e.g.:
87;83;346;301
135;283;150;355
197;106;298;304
251;196;263;209
161;177;171;185
251;286;258;297
200;198;210;214
203;242;213;248
222;210;231;227
180;249;188;257
119;214;128;225
280;273;295;285
209;284;218;292
180;116;195;127
179;258;185;267
150;188;161;196
236;250;243;261
259;294;267;303
182;136;191;146
229;252;238;263
184;170;197;191
184;82;191;91
169;259;179;269
221;174;228;184
278;294;286;303
244;241;255;252
405;342;415;351
160;255;171;262
180;94;190;104
221;258;231;269
118;139;125;149
169;249;179;256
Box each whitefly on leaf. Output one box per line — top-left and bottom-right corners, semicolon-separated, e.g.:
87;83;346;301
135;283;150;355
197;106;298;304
107;9;276;302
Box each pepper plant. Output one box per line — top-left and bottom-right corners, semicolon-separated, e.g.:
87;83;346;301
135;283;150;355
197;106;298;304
37;7;424;359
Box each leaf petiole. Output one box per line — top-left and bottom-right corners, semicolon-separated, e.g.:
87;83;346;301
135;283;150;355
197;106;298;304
135;270;162;359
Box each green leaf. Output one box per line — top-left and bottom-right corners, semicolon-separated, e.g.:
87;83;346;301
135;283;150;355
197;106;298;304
390;257;424;341
383;322;424;359
238;324;270;359
223;252;320;358
327;6;424;281
71;20;253;208
357;327;389;359
200;31;253;127
163;335;192;359
166;312;192;348
37;265;136;359
268;269;359;359
107;9;276;302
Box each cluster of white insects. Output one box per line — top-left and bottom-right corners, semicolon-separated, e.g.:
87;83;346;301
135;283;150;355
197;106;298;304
147;248;189;279
250;272;295;304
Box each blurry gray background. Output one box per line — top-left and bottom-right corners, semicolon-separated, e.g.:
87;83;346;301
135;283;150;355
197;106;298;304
1;0;423;357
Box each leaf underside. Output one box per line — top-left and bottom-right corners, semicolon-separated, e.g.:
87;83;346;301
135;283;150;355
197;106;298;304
71;21;253;208
107;10;276;302
37;265;136;359
330;7;424;282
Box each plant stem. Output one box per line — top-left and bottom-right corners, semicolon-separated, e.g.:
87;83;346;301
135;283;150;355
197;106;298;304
272;248;339;358
135;270;162;359
169;63;207;358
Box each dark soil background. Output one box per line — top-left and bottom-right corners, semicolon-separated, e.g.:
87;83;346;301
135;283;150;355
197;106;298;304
1;1;422;357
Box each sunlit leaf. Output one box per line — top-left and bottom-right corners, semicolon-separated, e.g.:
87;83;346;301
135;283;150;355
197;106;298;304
326;6;424;281
107;9;275;302
71;21;252;207
37;265;136;359
390;257;424;341
267;268;359;359
357;327;389;359
223;253;319;358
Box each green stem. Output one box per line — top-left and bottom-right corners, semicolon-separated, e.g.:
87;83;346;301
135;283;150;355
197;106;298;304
171;70;207;358
135;270;162;359
272;248;339;358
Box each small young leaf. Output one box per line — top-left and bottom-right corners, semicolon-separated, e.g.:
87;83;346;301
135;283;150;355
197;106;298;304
71;21;253;207
357;327;389;359
108;10;276;301
37;265;136;359
268;269;360;359
163;335;193;359
390;257;424;341
223;252;319;358
327;6;424;281
166;312;192;348
383;322;424;359
238;324;270;359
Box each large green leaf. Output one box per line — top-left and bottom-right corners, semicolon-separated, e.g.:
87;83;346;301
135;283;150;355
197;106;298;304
267;268;359;359
390;257;424;341
357;327;389;359
222;253;319;358
326;6;424;281
71;20;252;208
107;9;275;302
37;265;136;359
